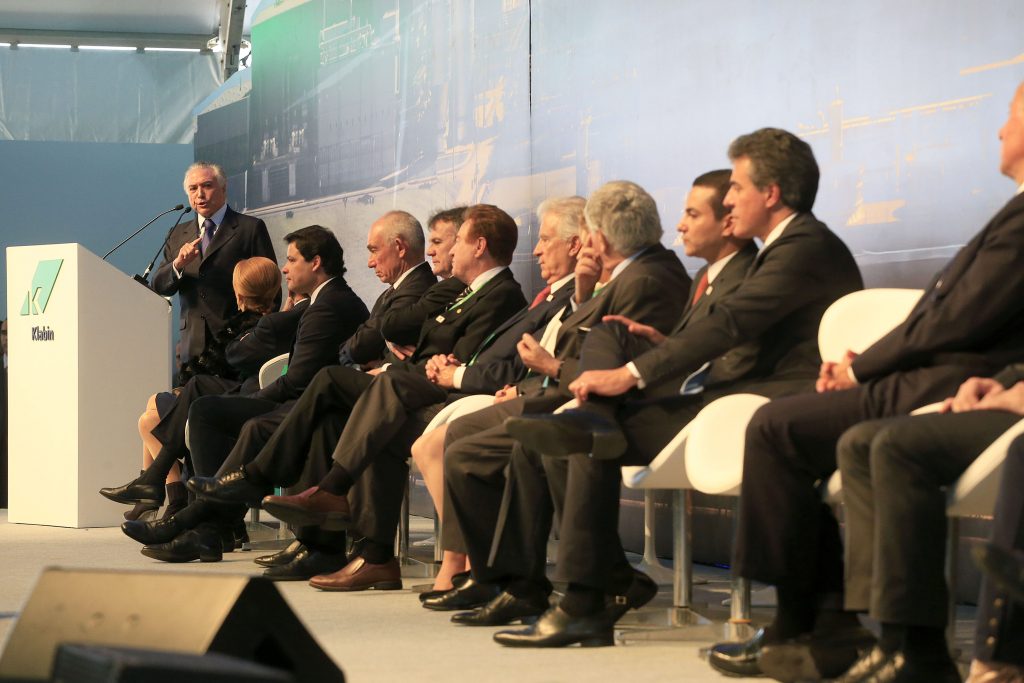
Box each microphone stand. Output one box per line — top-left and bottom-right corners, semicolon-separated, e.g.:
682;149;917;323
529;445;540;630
135;207;193;286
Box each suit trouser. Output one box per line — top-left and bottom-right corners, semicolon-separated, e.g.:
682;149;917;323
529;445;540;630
146;374;241;481
837;410;1018;627
245;365;373;485
974;434;1024;665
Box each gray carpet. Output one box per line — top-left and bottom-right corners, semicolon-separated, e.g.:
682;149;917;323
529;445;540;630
0;511;977;682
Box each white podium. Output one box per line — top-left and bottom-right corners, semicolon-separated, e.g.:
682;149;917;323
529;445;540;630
5;244;172;527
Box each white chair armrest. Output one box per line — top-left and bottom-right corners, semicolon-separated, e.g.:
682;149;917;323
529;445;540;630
258;353;290;388
685;393;771;495
817;289;923;364
948;416;1024;517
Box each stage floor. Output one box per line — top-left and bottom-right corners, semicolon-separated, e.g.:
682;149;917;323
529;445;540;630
0;510;978;681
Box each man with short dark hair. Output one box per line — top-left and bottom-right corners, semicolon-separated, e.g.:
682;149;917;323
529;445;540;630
152;162;277;365
709;86;1024;682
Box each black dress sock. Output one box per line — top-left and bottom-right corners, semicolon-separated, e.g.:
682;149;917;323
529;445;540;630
319;465;354;495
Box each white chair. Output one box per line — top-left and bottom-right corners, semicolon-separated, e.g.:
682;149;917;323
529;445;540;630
623;288;924;629
258;352;289;388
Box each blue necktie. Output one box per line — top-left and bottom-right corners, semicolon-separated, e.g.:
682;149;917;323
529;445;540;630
200;218;216;255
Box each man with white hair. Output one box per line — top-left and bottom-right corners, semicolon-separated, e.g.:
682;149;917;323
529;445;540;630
152;161;277;364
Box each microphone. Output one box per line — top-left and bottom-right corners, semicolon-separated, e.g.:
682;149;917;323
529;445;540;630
135;206;193;286
103;204;186;260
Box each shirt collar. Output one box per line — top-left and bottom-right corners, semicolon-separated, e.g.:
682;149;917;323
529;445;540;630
309;277;335;305
198;203;229;226
1016;181;1024;196
706;249;740;284
392;261;427;290
469;265;506;292
609;245;649;282
549;272;574;293
762;211;799;249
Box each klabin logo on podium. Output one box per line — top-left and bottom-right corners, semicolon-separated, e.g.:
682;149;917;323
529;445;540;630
20;259;64;316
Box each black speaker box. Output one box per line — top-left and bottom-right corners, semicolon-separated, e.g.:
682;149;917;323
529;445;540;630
51;645;293;683
0;568;344;682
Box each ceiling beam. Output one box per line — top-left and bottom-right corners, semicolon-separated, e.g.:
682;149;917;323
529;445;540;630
0;28;213;50
217;0;246;80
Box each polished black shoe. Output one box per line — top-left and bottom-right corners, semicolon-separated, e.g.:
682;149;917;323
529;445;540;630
262;548;347;581
493;606;615;647
421;578;501;611
100;477;163;506
758;625;877;682
708;627;770;677
123;502;160;522
505;410;627;460
255;540;304;568
973;542;1024;605
833;649;961;683
187;468;270;506
140;526;223;563
418;571;472;602
121;516;185;546
452;590;549;626
605;569;659;621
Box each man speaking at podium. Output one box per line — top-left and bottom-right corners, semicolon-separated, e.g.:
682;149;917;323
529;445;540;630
151;162;277;365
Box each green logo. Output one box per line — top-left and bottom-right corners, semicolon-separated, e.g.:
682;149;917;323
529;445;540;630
20;259;64;316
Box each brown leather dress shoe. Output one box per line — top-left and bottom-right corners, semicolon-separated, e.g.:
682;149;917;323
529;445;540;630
308;556;402;592
261;486;352;530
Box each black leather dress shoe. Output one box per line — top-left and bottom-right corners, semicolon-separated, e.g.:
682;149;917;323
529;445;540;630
121;516;184;546
100;478;163;506
255;540;304;568
187;469;270;506
140;526;222;563
605;569;659;622
421;578;501;611
452;590;550;626
758;625;877;682
418;571;472;602
505;410;627;460
493;606;615;647
833;649;961;683
262;548;347;581
708;627;769;677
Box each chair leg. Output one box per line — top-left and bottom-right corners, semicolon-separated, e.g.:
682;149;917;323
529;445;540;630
633;489;676;585
730;576;751;624
433;507;443;563
945;516;959;651
395;478;410;562
673;489;692;609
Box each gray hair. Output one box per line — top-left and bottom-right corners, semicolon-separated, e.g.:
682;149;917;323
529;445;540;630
537;196;586;241
727;128;819;213
378;210;425;255
583;181;662;256
183;161;227;191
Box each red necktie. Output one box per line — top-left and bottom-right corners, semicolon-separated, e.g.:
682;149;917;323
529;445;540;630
530;285;552;309
691;272;709;306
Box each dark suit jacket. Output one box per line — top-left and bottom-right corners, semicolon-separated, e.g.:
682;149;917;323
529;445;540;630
226;300;307;394
151;206;277;363
852;192;1024;413
550;243;692;388
249;277;369;403
379;276;465;346
402;268;527;368
342;261;437;365
632;213;863;389
458;280;577;395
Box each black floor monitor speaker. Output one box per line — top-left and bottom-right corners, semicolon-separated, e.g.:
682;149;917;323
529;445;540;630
0;568;344;682
52;645;294;683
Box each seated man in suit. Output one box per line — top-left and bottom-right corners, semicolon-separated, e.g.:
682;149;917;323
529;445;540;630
120;225;370;558
152;162;278;366
136;206;526;566
829;366;1024;683
707;82;1024;682
491;145;862;646
970;433;1024;683
419;180;691;617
